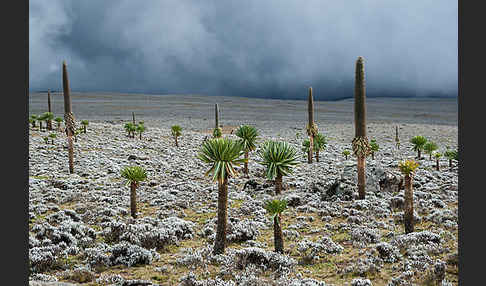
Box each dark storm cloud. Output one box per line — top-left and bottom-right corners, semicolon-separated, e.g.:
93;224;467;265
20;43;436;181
29;0;457;100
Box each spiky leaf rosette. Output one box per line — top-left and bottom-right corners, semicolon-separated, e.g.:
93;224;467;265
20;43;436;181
124;122;134;131
306;122;319;137
398;160;419;176
137;124;146;133
302;139;311;153
342;150;351;157
444;150;458;161
265;199;288;224
48;133;57;139
197;138;245;184
171;125;182;137
352;136;371;158
235;125;258;152
54;117;63;123
30;115;38;121
410;136;427;152
302;138;323;153
258;141;299;180
213;127;222;138
44;112;54;121
434;152;442;159
38;113;48;122
370;139;379;152
424;141;438;155
121;166;148;186
81;120;89;126
128;124;137;133
314;133;327;151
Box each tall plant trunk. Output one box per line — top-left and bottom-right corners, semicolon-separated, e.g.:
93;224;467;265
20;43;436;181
354;57;368;200
449;159;452;168
429;153;432;161
213;177;228;255
175;136;179;147
83;125;86;134
244;151;249;176
62;60;75;174
39;122;43;131
130;182;137;218
315;150;319;162
404;174;414;234
139;132;142;140
436;159;440;171
132;112;135;125
274;214;284;253
215;103;219;129
47;89;52;130
418;150;421;159
308;137;314;164
67;136;74;173
395;126;399;149
307;87;314;164
357;157;366;200
371;152;375;160
57;123;61;132
275;173;283;195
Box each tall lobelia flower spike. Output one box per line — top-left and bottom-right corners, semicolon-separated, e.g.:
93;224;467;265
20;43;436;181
306;87;317;164
395;125;400;149
213;103;222;138
352;56;371;200
47;89;53;130
215;103;219;129
62;60;76;174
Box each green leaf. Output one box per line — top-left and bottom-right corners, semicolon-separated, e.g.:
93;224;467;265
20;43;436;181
197;137;245;182
120;166;148;184
258;141;299;180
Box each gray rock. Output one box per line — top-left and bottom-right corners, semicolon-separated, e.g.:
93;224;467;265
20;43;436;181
351;278;373;286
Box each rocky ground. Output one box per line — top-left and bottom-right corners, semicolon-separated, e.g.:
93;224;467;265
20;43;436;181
28;118;458;286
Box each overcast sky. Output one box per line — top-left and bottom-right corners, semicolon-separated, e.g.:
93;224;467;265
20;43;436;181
29;0;457;100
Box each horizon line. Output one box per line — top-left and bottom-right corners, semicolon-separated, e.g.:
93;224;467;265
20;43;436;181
28;90;457;102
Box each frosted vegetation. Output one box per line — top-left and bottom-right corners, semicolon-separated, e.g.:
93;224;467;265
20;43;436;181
28;112;457;285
